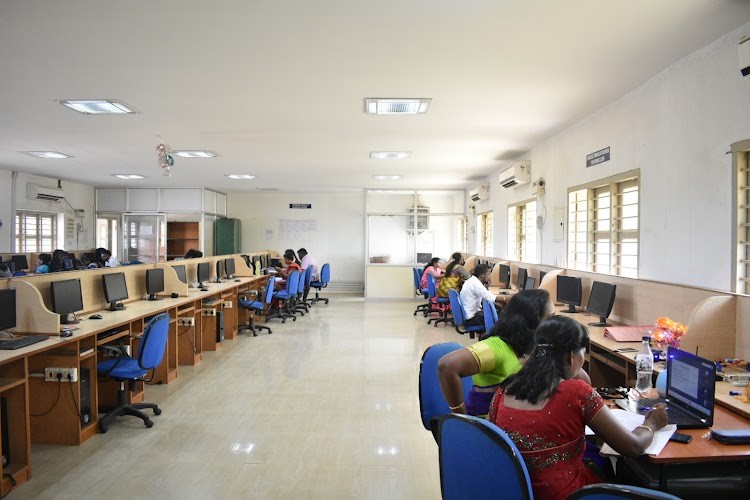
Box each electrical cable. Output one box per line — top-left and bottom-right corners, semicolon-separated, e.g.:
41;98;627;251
30;378;62;417
67;374;79;417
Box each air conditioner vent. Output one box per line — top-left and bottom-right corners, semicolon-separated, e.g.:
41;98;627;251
26;183;65;202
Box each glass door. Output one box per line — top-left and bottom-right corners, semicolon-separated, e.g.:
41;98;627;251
122;213;166;263
96;214;121;260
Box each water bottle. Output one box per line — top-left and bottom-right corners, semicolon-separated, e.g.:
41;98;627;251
635;336;654;394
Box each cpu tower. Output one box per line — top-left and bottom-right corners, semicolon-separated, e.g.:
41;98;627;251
79;368;92;426
216;310;225;342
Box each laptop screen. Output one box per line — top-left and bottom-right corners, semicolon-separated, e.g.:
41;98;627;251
666;347;715;420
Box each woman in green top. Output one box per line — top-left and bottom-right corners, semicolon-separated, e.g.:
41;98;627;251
437;289;554;416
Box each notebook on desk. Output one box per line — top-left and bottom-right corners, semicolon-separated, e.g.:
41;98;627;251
616;347;715;429
604;325;652;342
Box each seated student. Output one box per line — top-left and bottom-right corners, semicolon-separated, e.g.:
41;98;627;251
100;248;120;268
459;264;506;326
488;316;668;500
437;252;470;298
420;257;444;289
276;250;302;279
0;263;11;278
184;248;203;259
297;247;319;280
49;249;67;272
35;253;52;273
438;289;553;417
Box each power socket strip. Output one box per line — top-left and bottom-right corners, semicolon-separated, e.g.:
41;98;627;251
222;301;233;309
177;317;195;327
202;309;217;317
44;367;78;382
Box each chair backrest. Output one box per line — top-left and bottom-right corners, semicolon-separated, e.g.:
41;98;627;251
438;414;533;500
297;268;306;294
426;272;438;299
419;342;472;430
413;267;422;291
320;263;330;284
568;483;682;499
286;270;300;294
303;265;313;289
137;313;170;370
264;276;276;304
482;298;499;332
448;289;466;325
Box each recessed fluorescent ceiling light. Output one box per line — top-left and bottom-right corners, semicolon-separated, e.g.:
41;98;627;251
20;151;74;159
173;150;218;158
225;174;255;180
373;175;402;180
370;151;411;160
112;174;147;180
58;99;136;114
365;98;431;115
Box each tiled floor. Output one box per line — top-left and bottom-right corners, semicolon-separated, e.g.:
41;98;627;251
15;295;470;499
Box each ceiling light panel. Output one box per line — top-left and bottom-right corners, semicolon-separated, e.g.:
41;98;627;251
373;175;402;180
173;150;218;158
112;174;147;180
370;151;411;160
364;98;431;115
20;151;74;159
58;99;136;114
225;174;255;180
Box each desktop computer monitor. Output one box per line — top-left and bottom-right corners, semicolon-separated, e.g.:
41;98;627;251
270;257;281;268
586;281;617;326
225;258;236;279
524;276;536;290
259;254;267;269
62;257;74;271
539;270;547;284
197;262;209;289
0;289;16;331
102;273;129;311
517;268;528;290
173;265;187;284
215;260;224;283
82;252;96;265
146;269;165;301
498;264;511;289
11;255;28;271
50;278;84;324
557;275;583;313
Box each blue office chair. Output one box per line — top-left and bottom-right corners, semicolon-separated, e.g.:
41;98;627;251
310;263;330;304
438;414;534;500
11;271;26;276
269;270;300;322
302;265;314;305
568;484;681;499
96;313;170;433
413;267;430;316
482;298;499;332
448;289;484;339
295;267;310;314
426;273;451;326
419;342;472;442
238;277;275;336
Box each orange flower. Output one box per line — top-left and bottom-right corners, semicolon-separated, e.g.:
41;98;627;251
656;317;675;330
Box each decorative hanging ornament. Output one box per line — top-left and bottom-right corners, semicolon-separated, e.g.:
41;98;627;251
156;142;173;176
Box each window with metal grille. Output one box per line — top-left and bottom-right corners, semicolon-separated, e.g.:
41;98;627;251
477;211;493;256
734;143;750;294
15;211;57;253
508;200;536;262
459;217;468;253
567;170;639;278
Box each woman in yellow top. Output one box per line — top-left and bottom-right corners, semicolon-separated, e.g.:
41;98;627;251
438;289;571;416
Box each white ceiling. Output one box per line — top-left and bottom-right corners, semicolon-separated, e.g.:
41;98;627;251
1;1;749;194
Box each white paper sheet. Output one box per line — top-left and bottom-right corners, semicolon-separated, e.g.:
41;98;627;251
586;409;677;456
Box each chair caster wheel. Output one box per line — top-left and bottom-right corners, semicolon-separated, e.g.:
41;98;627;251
145;420;153;428
153;408;162;415
292;317;296;321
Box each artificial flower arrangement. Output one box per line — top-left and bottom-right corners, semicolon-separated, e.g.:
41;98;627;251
651;317;688;350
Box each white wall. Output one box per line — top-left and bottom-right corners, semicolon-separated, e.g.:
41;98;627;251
226;192;365;285
0;169;96;252
485;21;750;292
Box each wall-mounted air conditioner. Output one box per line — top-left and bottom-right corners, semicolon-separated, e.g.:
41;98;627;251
26;183;65;202
499;161;531;188
469;183;490;202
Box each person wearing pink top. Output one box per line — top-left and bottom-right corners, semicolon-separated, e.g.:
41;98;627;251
420;257;444;289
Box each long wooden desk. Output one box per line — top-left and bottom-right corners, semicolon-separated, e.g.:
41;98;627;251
0;275;263;496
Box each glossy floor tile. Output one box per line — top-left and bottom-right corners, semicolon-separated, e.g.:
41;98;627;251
14;295;471;499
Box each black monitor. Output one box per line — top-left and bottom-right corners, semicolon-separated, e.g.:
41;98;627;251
557;275;583;313
517;268;528;290
62;257;74;271
417;252;432;264
586;281;617;327
102;273;129;311
498;264;511;289
197;262;209;290
270;257;281;268
0;289;16;331
173;265;187;284
260;254;267;268
11;255;28;271
83;252;96;264
215;260;224;283
524;276;536;290
225;258;236;279
50;278;84;324
146;269;165;301
539;270;547;284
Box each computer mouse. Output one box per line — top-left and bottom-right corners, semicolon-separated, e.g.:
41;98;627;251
60;330;73;338
90;314;103;320
234;279;241;282
171;292;179;298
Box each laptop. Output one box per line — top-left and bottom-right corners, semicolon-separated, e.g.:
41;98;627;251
617;347;715;429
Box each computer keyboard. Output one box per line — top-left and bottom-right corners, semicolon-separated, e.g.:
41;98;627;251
0;335;49;350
